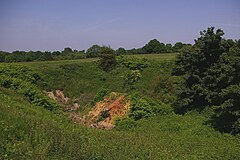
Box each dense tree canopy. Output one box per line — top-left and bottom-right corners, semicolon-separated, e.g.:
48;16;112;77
85;45;102;58
142;39;167;53
116;47;127;55
173;27;240;134
98;46;117;72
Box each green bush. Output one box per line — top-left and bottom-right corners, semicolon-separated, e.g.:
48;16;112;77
117;55;149;71
129;93;173;120
152;75;180;104
0;64;58;111
115;117;138;130
123;70;142;91
90;87;109;106
117;55;149;91
97;110;110;122
98;46;117;72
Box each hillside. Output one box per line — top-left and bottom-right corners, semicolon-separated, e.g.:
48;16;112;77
1;88;240;159
1;53;240;159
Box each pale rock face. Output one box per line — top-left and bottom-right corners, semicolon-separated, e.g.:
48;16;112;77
46;90;80;111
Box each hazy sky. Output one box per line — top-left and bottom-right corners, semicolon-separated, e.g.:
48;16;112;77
0;0;240;52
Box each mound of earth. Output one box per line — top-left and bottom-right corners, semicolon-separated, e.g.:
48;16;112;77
71;92;130;130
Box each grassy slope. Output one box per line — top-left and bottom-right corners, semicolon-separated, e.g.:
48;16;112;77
1;54;240;159
1;88;239;159
20;54;175;106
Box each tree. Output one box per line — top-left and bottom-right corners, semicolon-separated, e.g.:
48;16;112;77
98;46;116;72
173;27;224;112
165;43;173;53
0;52;7;62
142;39;166;53
63;47;73;54
86;45;102;58
209;46;240;134
173;42;184;52
116;47;127;55
173;27;240;134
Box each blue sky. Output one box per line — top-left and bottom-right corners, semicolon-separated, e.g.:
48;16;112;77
0;0;240;52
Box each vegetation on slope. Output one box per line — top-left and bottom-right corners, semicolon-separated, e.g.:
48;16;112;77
1;27;240;159
1;88;240;159
173;27;240;134
0;64;58;111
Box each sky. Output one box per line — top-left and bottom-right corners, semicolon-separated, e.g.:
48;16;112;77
0;0;240;52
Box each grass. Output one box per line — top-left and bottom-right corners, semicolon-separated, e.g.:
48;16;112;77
1;53;240;159
17;54;176;107
1;88;239;159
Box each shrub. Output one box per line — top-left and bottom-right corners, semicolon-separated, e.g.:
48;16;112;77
0;64;58;111
91;87;109;106
97;110;110;122
115;117;138;130
118;55;149;91
117;55;149;71
129;93;173;120
123;70;142;91
152;75;180;104
98;46;117;72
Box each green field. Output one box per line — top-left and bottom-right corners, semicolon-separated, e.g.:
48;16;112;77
1;53;240;159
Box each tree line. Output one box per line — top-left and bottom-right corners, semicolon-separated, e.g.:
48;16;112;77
0;40;190;62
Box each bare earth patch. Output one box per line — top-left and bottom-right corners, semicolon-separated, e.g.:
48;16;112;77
46;91;130;130
71;92;130;130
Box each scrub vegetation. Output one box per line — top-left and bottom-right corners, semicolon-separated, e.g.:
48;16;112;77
0;27;240;159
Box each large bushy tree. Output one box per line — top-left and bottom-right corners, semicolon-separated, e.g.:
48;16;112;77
98;46;116;72
173;27;240;134
86;45;102;58
142;39;167;53
116;47;127;55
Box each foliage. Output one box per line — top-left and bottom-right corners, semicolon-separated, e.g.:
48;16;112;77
24;54;176;107
129;93;173;120
152;74;179;104
123;70;142;91
97;110;110;122
173;27;240;134
118;55;149;91
0;64;58;111
90;87;109;106
1;90;240;159
142;39;166;53
98;46;117;72
85;44;102;58
117;55;149;71
0;51;7;62
0;48;85;63
114;117;138;130
116;47;127;55
172;42;192;52
0;40;179;63
142;39;171;53
1;52;240;159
